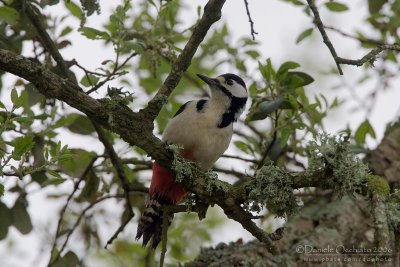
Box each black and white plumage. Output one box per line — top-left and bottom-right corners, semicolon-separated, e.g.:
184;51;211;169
163;73;248;170
136;73;247;248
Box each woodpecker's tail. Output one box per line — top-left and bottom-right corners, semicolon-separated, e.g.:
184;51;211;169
135;195;174;248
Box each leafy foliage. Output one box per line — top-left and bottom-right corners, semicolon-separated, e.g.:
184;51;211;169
0;0;399;266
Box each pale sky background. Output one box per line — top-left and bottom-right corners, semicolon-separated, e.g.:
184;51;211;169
1;0;399;266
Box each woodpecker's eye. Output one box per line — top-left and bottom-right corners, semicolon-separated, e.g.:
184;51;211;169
226;79;234;86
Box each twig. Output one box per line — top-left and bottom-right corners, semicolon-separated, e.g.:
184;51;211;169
219;200;280;254
214;167;249;179
336;45;400;66
121;158;152;167
23;1;72;79
86;51;139;94
93;124;135;218
306;0;400;73
21;2;137;263
141;0;227;122
306;0;343;75
257;111;279;169
73;60;108;77
48;157;98;266
159;206;170;267
104;210;135;249
324;25;384;46
56;194;124;261
243;0;258;40
221;154;258;163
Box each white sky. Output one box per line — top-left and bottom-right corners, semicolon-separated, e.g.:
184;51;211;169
1;0;399;266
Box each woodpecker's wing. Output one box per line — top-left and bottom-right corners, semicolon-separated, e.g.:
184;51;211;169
173;101;193;118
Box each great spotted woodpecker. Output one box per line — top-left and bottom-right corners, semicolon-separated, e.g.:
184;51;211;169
136;73;248;248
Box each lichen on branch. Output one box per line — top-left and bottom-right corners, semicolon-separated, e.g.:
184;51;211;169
305;133;369;196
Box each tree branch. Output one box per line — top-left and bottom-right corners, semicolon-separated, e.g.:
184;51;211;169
306;0;343;74
94;123;135;214
306;0;400;74
141;0;226;122
336;45;400;67
23;1;73;80
22;2;138;255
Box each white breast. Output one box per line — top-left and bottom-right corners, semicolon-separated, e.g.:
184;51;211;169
162;101;233;170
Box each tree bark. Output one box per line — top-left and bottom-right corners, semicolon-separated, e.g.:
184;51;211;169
186;123;400;267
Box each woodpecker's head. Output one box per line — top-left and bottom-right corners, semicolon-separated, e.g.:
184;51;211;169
197;73;248;100
197;73;248;127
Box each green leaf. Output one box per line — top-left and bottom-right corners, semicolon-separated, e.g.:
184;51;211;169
280;127;292;147
59;149;96;177
11;88;18;105
0;202;11;240
259;98;285;114
47;170;62;179
354;119;376;144
61;251;79;267
10;88;25;109
78;27;110;40
277;61;300;81
368;0;386;14
234;140;254;154
285;0;304;5
31;172;48;185
258;59;275;83
11;198;33;235
41;0;61;6
60;26;73;37
325;2;348;12
247;98;285;121
280;71;314;89
245;50;260;59
12;116;33;125
119;42;145;54
12;135;35;160
0;184;3;197
0;101;5;109
78;170;99;201
79;74;99;87
81;0;101;16
0;6;20;25
43;177;66;186
296;28;313;44
65;1;83;19
67;114;95;135
287;95;299;110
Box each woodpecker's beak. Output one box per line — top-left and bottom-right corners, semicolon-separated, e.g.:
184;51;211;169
197;74;219;86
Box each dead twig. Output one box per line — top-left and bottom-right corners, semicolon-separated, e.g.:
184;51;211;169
243;0;258;40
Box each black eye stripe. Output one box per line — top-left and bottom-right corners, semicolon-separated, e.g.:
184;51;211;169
220;73;246;88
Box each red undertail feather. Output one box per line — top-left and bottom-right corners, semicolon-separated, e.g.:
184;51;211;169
136;149;193;248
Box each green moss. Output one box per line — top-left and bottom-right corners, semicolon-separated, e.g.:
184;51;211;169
367;175;390;197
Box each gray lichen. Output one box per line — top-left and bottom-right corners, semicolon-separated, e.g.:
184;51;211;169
169;144;223;195
306;133;368;196
245;162;298;217
169;144;193;183
386;190;400;231
244;133;369;218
